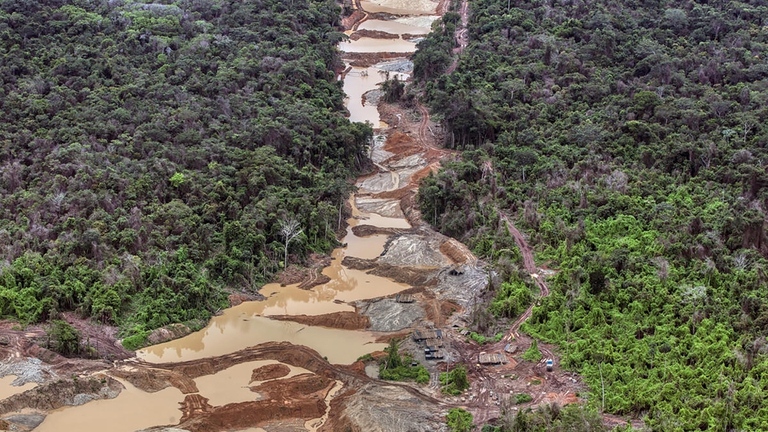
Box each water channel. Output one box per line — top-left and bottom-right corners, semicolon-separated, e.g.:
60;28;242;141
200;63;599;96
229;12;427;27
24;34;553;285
17;0;444;430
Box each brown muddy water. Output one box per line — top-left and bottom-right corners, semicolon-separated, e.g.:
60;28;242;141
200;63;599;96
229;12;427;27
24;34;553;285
339;37;417;53
343;65;408;126
358;19;430;34
0;375;36;401
194;360;310;407
34;377;183;432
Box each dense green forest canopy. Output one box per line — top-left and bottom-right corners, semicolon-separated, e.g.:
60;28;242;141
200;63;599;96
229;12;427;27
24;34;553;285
414;0;768;430
0;0;371;343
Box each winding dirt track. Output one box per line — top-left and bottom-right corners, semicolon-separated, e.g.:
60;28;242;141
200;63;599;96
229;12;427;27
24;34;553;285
501;214;550;340
445;0;469;74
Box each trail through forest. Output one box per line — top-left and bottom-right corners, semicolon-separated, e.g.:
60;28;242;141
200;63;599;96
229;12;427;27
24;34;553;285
445;0;469;74
501;214;550;341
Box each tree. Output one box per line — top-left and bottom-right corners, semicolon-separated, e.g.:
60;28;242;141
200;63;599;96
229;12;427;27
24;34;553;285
279;217;303;269
447;408;474;432
47;320;81;356
523;339;542;362
385;338;402;369
443;364;470;393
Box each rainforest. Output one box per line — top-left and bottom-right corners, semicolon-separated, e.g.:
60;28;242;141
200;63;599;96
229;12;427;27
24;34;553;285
413;0;768;429
0;0;370;343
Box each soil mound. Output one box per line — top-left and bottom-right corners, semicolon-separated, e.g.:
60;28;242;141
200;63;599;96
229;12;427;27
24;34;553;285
379;234;449;268
112;367;198;394
344;52;412;68
332;383;447;432
172;374;333;432
227;292;266;307
349;29;399;40
269;312;370;331
351;224;411;237
250;364;291;382
147;324;193;345
357;299;425;332
439;238;476;264
0;375;122;415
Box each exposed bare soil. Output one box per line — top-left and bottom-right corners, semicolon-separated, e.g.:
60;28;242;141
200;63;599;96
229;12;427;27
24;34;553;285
276;253;333;290
349;29;399;40
172;374;332;432
351;224;412;237
269;312;371;331
250;364;291;382
344;52;414;67
0;375;123;416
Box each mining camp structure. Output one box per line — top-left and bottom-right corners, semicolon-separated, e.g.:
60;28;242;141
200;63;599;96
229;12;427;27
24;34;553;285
413;328;444;360
478;352;507;365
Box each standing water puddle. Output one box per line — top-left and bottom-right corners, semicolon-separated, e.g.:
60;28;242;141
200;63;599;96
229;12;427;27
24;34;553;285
0;375;36;401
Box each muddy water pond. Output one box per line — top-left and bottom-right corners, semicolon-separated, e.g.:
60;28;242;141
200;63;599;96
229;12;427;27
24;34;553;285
139;315;386;365
138;211;409;365
194;360;310;406
360;0;436;14
358;19;430;35
343;66;409;126
34;378;183;432
0;375;36;401
339;37;417;53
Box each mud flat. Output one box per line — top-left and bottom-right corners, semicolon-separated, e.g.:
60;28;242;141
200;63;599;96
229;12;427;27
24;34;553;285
340;37;417;53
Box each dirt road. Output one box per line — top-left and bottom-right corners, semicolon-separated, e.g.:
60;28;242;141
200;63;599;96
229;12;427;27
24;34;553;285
446;0;469;74
501;214;550;341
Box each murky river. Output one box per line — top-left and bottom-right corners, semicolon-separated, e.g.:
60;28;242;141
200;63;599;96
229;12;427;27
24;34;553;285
14;0;443;430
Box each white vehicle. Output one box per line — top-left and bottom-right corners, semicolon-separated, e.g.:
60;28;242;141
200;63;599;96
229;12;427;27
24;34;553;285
545;359;554;372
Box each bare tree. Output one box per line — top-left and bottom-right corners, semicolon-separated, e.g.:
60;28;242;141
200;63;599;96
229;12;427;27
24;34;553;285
279;217;303;269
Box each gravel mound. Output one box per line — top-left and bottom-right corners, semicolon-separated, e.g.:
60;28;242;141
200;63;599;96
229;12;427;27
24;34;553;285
342;383;447;432
1;413;45;429
434;264;489;309
357;299;424;332
374;59;414;73
379;234;450;268
0;358;56;385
